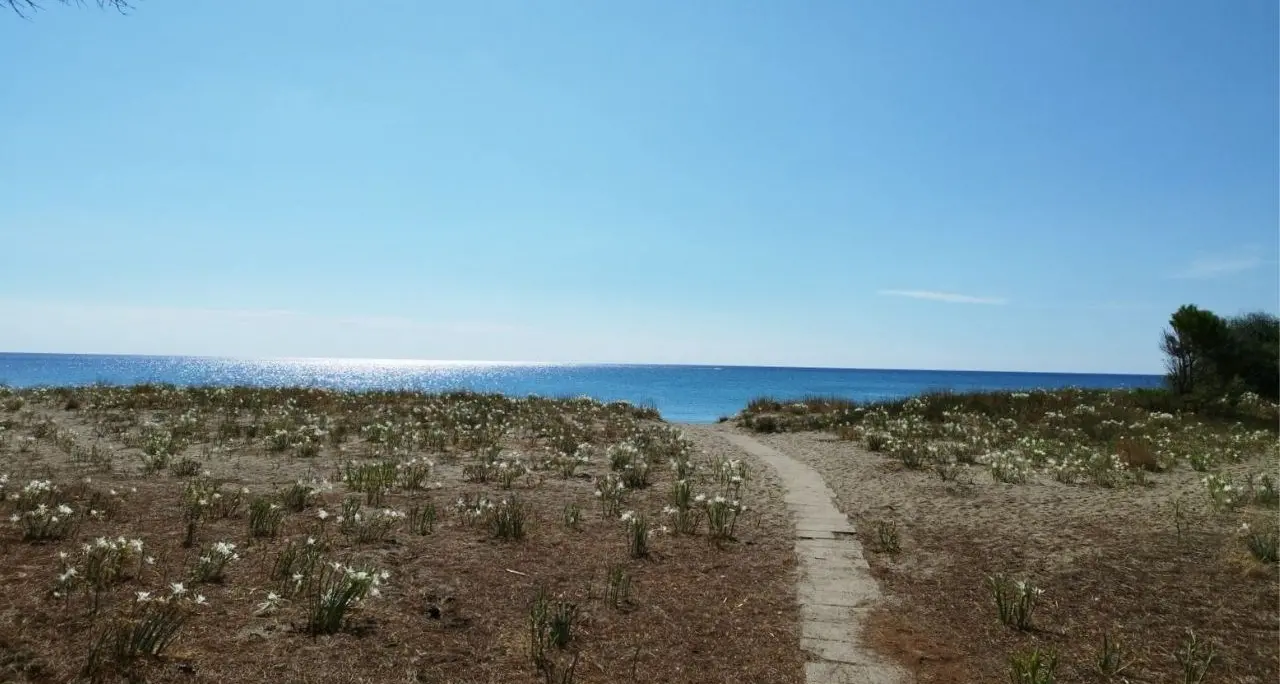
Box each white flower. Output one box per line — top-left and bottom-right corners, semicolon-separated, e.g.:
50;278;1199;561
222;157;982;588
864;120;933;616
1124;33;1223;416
136;591;152;602
169;582;187;596
195;594;207;605
316;509;329;520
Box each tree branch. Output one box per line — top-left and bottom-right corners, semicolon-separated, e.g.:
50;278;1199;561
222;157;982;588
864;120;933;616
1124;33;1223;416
5;0;133;18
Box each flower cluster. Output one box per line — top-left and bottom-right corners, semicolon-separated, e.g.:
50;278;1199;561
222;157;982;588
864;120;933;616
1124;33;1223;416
13;501;77;540
194;541;239;583
454;494;495;525
1203;473;1240;511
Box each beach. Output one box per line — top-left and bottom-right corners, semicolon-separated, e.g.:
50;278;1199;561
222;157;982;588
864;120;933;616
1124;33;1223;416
1;385;1276;683
0;386;809;683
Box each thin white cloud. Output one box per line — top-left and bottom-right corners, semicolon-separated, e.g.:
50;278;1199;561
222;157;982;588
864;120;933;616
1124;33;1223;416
1177;250;1272;279
877;289;1008;305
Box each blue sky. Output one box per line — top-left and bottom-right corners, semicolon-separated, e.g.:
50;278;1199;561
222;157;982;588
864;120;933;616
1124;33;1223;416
1;1;1276;374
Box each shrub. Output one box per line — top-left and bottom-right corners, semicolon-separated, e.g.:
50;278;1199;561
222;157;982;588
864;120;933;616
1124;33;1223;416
1202;473;1241;511
1241;521;1279;563
529;586;579;675
873;520;901;554
893;444;929;470
664;479;701;535
84;595;194;679
248;498;286;539
594;473;627;519
396;458;435;490
169;458;202;478
15;502;77;541
562;503;581;530
342;460;397;503
1009;648;1057;684
302;563;387;634
604;564;631;609
278;481;319;512
1188;452;1214;472
1116;437;1161;472
702;495;744;542
193;541;238;583
621;511;649;558
409;502;436;535
1095;632;1131;678
988;573;1042;630
340;506;404;544
986;451;1032;484
1175;630;1216;684
271;538;324;593
1246;473;1279;507
489;497;527;541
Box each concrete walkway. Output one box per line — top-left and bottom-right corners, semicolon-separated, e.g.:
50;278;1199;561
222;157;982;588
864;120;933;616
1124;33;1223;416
717;431;904;684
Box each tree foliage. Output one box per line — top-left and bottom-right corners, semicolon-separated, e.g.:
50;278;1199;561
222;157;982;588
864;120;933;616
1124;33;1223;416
4;0;131;18
1162;304;1279;401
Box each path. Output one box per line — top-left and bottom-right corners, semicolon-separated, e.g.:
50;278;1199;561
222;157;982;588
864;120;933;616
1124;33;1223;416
716;429;904;684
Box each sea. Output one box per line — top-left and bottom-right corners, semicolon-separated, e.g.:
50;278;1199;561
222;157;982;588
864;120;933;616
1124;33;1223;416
0;353;1163;424
0;356;1162;425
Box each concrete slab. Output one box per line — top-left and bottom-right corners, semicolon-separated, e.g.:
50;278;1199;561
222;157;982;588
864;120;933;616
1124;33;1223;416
714;431;907;684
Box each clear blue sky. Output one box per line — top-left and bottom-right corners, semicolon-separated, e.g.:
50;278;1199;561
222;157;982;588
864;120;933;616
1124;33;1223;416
1;1;1276;374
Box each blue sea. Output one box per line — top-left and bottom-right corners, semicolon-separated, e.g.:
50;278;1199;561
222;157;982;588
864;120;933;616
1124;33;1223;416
0;353;1163;423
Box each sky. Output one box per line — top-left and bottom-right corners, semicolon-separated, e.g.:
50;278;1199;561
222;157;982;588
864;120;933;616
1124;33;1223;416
1;1;1276;374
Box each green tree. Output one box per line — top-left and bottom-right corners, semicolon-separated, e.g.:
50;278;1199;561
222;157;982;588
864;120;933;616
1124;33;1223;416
1224;311;1280;400
1161;305;1230;396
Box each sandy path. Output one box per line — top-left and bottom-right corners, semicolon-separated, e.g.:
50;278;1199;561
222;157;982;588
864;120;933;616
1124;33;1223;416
685;425;905;684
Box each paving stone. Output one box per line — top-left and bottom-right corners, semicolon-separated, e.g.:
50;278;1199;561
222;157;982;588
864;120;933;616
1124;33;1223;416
716;431;906;684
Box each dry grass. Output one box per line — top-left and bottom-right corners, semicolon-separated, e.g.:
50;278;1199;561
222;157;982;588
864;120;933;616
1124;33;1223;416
741;389;1279;683
0;386;803;683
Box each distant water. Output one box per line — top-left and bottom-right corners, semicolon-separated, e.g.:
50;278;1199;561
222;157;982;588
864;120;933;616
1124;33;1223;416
0;353;1163;424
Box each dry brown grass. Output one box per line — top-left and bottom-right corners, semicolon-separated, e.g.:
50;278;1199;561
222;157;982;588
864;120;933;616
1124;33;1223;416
0;388;803;684
1116;436;1162;472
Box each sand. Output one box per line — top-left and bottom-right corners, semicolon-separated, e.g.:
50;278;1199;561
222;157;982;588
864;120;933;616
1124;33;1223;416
737;426;1279;683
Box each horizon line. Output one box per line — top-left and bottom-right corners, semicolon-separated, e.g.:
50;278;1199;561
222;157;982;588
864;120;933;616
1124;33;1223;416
0;349;1164;378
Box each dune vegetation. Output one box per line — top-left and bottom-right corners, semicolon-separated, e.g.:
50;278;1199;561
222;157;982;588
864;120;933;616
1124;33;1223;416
735;386;1278;682
0;385;802;683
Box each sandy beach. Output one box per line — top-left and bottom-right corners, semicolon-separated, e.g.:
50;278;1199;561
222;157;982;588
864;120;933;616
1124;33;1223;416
733;394;1279;683
2;384;1276;683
